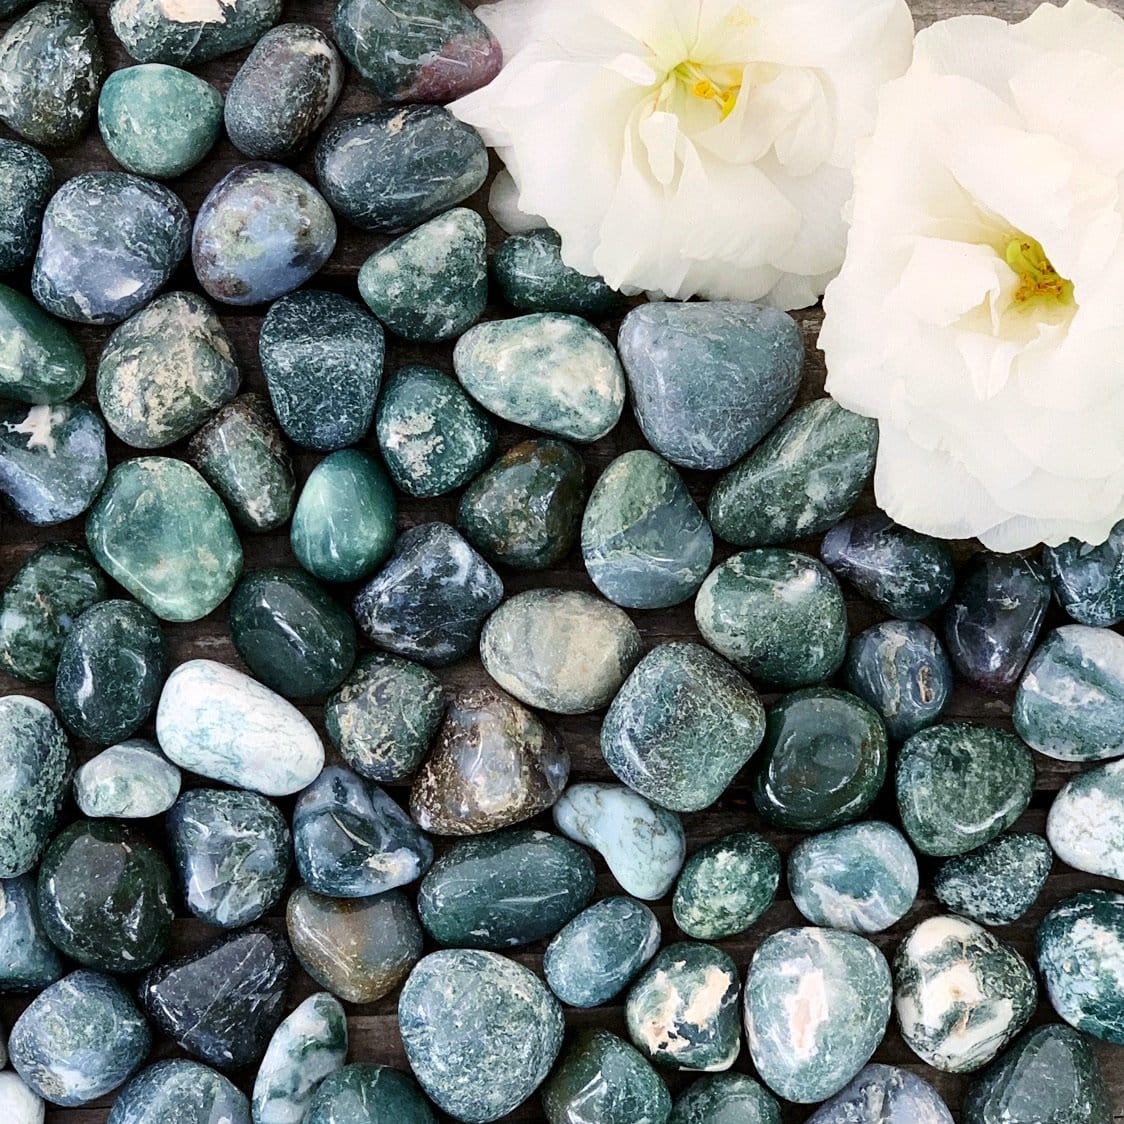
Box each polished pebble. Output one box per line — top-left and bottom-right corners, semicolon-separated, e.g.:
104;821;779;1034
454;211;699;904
1047;758;1124;881
0;284;84;404
0;143;53;272
807;1064;953;1124
1044;518;1124;627
933;833;1052;926
73;739;180;819
0;874;64;991
669;1074;780;1124
305;1064;434;1124
107;1061;249;1124
109;0;281;64
493;228;620;317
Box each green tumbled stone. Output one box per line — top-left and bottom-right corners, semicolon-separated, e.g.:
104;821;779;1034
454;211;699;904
291;450;396;582
457;438;585;569
359;208;487;342
753;689;888;830
0;284;84;404
0;873;64;991
708;399;878;547
670;1075;780;1124
897;723;1035;857
807;1064;953;1124
455;313;625;442
493;228;621;317
73;739;180;819
672;832;779;940
110;0;281;65
97;64;222;178
306;1064;435;1124
933;833;1052;926
86;458;243;622
696;549;848;687
108;1061;249;1124
0;143;53;273
1048;758;1124;881
1044;519;1124;628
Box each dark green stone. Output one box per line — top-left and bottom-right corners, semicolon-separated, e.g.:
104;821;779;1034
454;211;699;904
1045;519;1124;627
670;1075;781;1124
0;284;84;404
807;1065;952;1124
0;873;64;991
306;1064;435;1124
108;1061;250;1124
933;833;1052;926
109;0;282;65
493;228;621;317
0;142;53;272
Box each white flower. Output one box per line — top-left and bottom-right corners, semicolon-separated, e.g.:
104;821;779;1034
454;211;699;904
451;0;913;309
821;0;1124;552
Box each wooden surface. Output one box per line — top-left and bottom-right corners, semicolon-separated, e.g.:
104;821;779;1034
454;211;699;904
1;0;1123;1119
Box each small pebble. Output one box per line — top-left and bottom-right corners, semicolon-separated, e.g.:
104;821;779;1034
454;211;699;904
107;1061;249;1124
808;1064;952;1124
0;142;53;271
669;1074;780;1124
493;228;620;317
933;833;1052;926
1044;518;1124;627
1048;758;1124;881
110;0;282;65
0;1073;43;1124
0;284;84;404
0;874;64;991
73;739;180;819
306;1064;434;1124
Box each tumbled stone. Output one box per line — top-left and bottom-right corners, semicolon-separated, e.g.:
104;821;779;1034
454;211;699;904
0;544;106;683
0;874;63;991
1045;519;1124;627
107;1061;249;1124
0;0;104;147
73;739;180;819
306;1064;434;1124
897;723;1034;856
97;291;238;449
0;285;84;405
788;821;917;933
746;928;892;1102
225;24;342;159
141;928;290;1069
229;567;356;699
156;659;324;795
0;1073;44;1124
1048;758;1124;881
261;289;383;450
97;64;221;177
457;438;584;568
110;0;281;65
0;143;53;272
944;553;1050;692
619;301;803;470
316;106;488;232
294;767;432;897
400;949;564;1122
167;787;290;928
353;522;503;666
934;833;1052;926
86;458;242;622
670;1074;780;1124
673;832;779;940
287;887;422;1004
896;915;1036;1070
493;228;620;317
696;549;848;687
55;600;165;744
37;819;173;972
554;782;685;900
33;172;188;325
543;896;660;1008
753;689;888;830
807;1064;953;1124
325;652;444;783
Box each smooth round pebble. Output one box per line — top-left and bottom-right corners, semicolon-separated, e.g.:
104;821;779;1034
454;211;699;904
807;1064;953;1124
669;1074;780;1124
933;833;1052;926
107;1061;249;1124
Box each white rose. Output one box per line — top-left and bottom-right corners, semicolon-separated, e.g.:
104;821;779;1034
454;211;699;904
451;0;913;309
821;0;1124;552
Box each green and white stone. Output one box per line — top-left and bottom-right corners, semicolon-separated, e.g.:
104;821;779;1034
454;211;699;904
1044;520;1124;628
0;874;64;991
73;739;180;819
0;1072;43;1124
305;1065;433;1124
493;228;620;318
107;1061;249;1124
0;141;53;273
1048;758;1124;881
110;0;282;65
0;285;85;404
933;833;1052;926
672;833;780;940
669;1074;780;1124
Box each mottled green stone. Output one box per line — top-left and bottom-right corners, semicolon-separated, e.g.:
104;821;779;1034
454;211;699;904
291;450;396;582
696;549;848;687
0;143;53;272
933;833;1052;926
110;0;282;65
0;874;64;991
1048;757;1124;881
73;739;180;819
98;64;221;178
1044;519;1124;628
672;832;779;940
108;1061;249;1124
670;1075;780;1124
493;228;621;317
306;1064;435;1124
0;285;84;404
807;1065;952;1124
896;724;1035;857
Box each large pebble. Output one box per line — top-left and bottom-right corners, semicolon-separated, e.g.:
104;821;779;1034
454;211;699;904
110;0;281;64
933;832;1052;926
1048;758;1124;881
669;1074;780;1124
672;832;779;940
0;285;84;405
1044;518;1124;627
306;1064;434;1124
73;740;180;819
0;874;64;991
493;228;620;317
0;144;53;272
107;1061;249;1124
808;1064;952;1124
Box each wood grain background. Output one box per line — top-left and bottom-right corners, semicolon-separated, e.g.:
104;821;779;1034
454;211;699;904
0;0;1122;1119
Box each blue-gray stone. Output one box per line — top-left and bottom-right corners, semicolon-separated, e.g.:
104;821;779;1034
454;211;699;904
306;1064;434;1124
108;1061;249;1124
670;1075;779;1124
109;0;282;65
807;1064;952;1124
0;874;64;991
493;228;621;318
1044;518;1124;627
1047;758;1124;882
934;833;1052;926
0;140;53;271
73;739;180;819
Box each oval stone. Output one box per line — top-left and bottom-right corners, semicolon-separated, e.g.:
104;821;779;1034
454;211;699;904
0;144;53;273
1048;758;1124;881
109;0;281;64
933;833;1052;926
306;1064;434;1124
493;228;620;318
107;1061;249;1124
0;285;84;405
807;1064;953;1124
0;874;64;991
73;739;180;819
672;1077;780;1124
1044;519;1124;628
673;832;779;940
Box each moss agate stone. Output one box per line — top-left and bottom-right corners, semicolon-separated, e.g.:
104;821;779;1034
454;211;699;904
306;1064;434;1124
493;228;620;317
934;833;1051;926
109;0;281;65
670;1074;780;1124
97;65;221;178
315;106;487;232
807;1065;952;1124
0;143;53;272
0;874;64;991
86;458;242;622
1044;519;1124;627
0;1073;41;1124
745;928;891;1102
225;24;342;160
0;285;84;405
73;739;180;819
108;1061;249;1124
897;723;1034;857
696;549;848;687
543;896;660;1008
1048;758;1124;881
673;832;779;940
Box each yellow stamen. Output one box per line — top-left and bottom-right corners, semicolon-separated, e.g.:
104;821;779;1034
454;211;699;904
674;61;741;120
1005;236;1074;307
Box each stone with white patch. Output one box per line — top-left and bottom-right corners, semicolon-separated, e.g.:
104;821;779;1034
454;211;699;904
110;0;283;65
1048;758;1124;881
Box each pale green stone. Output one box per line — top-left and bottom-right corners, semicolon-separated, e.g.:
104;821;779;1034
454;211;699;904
1048;758;1124;881
73;740;180;819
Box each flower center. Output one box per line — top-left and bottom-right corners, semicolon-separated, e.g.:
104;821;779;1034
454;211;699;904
671;60;742;119
1005;235;1074;308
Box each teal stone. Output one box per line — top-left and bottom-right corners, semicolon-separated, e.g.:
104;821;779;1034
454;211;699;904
493;228;621;317
291;450;396;582
896;723;1034;856
752;689;888;830
0;0;104;147
602;642;763;810
696;549;848;687
934;833;1052;926
543;896;660;1008
965;1024;1111;1124
359;208;487;342
37;819;173;972
788;821;918;933
1045;519;1124;627
672;832;779;940
0;401;107;525
110;0;281;65
108;1061;249;1124
0;874;64;991
97;64;222;177
0;696;71;877
896;915;1037;1071
73;739;180;819
670;1075;780;1124
0;143;53;272
252;993;347;1124
0;285;84;404
376;365;496;499
324;652;444;783
398;949;564;1122
224;24;342;160
261;289;383;450
1015;625;1124;760
746;928;892;1102
97;291;239;449
618;301;804;470
418;828;594;949
457;438;585;569
188;392;295;533
1048;758;1124;881
87;458;243;622
9;970;150;1106
0;544;107;683
543;1029;671;1124
306;1064;435;1124
455;313;626;442
808;1065;953;1124
553;782;685;900
582;450;713;609
708;399;878;547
